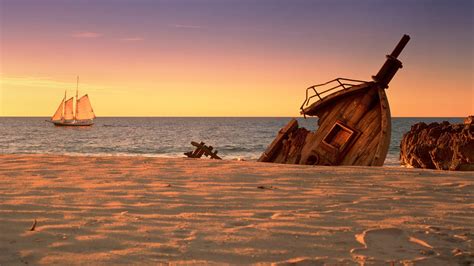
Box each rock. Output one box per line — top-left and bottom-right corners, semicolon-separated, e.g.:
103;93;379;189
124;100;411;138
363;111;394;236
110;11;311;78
400;117;474;171
464;115;473;125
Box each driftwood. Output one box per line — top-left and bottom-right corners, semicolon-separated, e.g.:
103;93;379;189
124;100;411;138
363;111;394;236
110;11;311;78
184;141;222;160
30;219;37;231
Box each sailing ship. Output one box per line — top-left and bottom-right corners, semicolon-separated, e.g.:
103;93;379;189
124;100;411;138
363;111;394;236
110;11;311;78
259;35;410;166
48;77;96;126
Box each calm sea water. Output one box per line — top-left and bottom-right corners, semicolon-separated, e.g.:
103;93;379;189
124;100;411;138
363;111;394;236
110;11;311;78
0;117;463;166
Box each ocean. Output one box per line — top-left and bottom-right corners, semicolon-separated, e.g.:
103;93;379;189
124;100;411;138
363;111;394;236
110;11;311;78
0;117;463;167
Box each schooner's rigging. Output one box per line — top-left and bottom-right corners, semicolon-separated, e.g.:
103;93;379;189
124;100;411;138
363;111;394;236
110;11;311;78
48;76;96;126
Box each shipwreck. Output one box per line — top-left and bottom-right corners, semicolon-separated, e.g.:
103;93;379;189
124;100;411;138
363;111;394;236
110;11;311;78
259;34;410;166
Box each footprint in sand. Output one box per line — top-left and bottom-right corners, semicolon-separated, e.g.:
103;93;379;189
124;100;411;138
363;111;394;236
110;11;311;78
350;228;438;264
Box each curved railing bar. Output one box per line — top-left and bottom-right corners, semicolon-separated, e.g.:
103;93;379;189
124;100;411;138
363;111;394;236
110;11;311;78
300;78;367;117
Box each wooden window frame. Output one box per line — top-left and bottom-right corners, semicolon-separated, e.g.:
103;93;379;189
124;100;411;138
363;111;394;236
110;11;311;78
322;120;360;154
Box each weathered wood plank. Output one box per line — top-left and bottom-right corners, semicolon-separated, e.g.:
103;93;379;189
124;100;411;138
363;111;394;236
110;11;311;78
342;106;381;165
342;86;378;127
185;141;222;160
302;82;373;116
299;92;361;164
371;87;392;166
258;119;298;162
286;128;310;164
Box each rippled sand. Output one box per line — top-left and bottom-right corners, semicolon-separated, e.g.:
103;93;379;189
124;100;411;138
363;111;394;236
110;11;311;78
0;154;472;265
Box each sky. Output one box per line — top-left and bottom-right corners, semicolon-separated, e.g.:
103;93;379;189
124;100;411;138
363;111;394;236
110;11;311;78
0;0;472;117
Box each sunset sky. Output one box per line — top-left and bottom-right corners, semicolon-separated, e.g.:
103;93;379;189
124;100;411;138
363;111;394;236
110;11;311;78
0;0;472;117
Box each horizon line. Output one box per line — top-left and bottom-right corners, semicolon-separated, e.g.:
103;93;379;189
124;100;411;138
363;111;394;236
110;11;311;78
0;115;468;118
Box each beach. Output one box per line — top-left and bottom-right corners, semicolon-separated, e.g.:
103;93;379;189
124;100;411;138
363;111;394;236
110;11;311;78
0;154;472;265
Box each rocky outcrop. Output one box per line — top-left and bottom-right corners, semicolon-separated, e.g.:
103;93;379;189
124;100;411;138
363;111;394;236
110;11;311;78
400;117;474;171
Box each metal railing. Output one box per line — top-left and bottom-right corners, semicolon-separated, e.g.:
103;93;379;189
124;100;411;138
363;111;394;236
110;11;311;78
300;78;367;117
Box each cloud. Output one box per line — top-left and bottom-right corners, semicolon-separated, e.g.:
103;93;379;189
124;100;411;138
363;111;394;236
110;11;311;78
0;75;125;94
119;37;144;42
71;31;102;38
171;24;203;29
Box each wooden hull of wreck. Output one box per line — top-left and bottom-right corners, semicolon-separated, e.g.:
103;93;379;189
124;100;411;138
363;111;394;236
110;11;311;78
258;35;411;166
258;83;391;166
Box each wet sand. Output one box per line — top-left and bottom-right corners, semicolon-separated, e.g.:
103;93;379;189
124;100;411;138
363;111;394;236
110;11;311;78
0;154;472;265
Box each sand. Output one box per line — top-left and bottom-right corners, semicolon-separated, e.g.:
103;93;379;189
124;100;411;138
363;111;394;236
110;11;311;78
0;154;472;265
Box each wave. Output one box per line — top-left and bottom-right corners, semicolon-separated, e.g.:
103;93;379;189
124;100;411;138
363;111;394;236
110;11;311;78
102;124;130;128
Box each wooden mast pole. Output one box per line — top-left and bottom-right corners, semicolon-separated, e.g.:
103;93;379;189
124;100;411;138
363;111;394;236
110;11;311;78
62;90;66;120
75;76;79;120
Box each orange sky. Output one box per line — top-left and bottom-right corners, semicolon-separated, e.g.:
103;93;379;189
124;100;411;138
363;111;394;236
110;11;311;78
0;0;472;117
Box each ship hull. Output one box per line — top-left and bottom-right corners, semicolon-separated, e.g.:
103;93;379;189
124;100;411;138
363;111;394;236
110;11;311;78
259;83;391;166
49;120;94;126
258;35;409;166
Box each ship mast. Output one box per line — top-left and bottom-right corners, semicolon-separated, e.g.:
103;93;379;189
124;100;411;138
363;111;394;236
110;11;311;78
62;90;66;120
75;76;79;120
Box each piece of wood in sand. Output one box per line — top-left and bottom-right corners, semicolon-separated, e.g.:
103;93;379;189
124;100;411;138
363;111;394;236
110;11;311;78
30;219;37;231
185;141;222;160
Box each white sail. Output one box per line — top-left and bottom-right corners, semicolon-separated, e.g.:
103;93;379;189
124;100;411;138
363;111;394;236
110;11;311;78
75;94;95;120
64;97;75;120
51;99;64;121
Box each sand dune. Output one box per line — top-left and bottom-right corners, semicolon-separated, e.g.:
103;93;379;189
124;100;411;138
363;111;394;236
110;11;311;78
0;154;472;265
